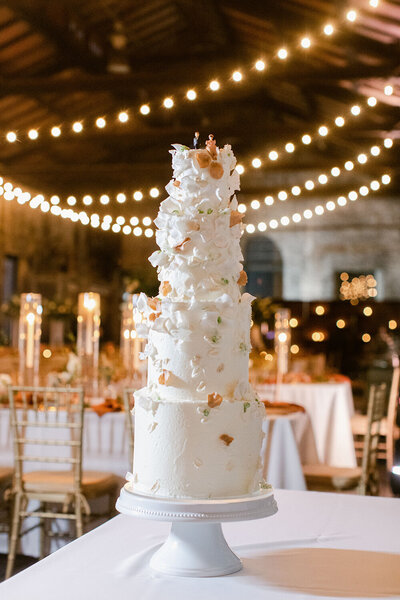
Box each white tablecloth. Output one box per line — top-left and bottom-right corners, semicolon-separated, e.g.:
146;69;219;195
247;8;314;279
2;489;399;599
0;408;314;556
256;382;356;467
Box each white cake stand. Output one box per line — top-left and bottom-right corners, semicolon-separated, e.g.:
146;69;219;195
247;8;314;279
116;481;278;577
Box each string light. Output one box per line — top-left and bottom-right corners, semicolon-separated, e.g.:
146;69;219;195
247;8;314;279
72;122;83;133
186;89;197;101
244;172;392;234
96;117;106;128
6;132;16;143
384;85;393;96
232;70;243;82
133;191;143;201
150;187;160;198
236;164;245;175
163;97;174;109
118;111;129;123
346;9;357;22
28;129;38;140
277;48;288;60
300;37;311;48
140;104;150;115
252;158;262;168
285;143;295;153
255;60;266;71
323;23;334;35
209;80;220;91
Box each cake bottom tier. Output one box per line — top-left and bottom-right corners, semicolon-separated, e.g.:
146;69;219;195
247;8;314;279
132;392;265;499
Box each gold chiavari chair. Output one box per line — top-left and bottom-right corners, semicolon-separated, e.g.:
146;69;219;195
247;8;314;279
122;388;135;468
6;386;120;579
303;383;387;495
0;466;14;538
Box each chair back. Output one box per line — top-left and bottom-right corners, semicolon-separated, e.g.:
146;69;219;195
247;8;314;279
122;388;135;467
385;366;400;473
360;383;387;494
8;386;85;494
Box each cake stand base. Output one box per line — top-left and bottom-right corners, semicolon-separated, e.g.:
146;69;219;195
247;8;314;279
116;482;278;577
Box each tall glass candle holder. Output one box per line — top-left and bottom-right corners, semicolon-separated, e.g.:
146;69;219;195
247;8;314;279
19;293;42;386
274;309;291;395
77;292;100;398
120;293;146;385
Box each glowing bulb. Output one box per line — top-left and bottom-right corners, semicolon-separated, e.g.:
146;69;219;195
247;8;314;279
291;186;301;196
315;305;325;315
302;134;311;145
116;216;125;225
130;216;139;226
348;191;358;201
133;191;143;201
100;194;109;205
163;97;174;109
238;203;246;213
315;205;324;215
257;222;267;232
67;196;76;206
28;129;38;140
370;0;379;6
209;80;220;91
117;192;126;203
384;85;393;96
346;10;357;21
292;213;301;223
370;180;380;191
359;186;369;196
72;121;83;133
251;199;260;210
252;158;262;168
351;105;361;116
318;174;328;185
278;191;287;201
331;167;340;177
326;201;335;211
96;117;106;128
118;111;129;123
335;116;345;127
145;228;154;238
83;195;93;206
264;196;274;206
305;180;314;190
362;333;371;343
122;225;132;235
232;71;242;82
285;142;295;153
301;37;311;48
358;153;367;164
277;48;288;60
269;150;278;161
281;216;290;226
246;224;255;233
112;224;121;233
384;138;393;148
336;319;346;329
382;174;391;185
337;196;347;206
186;89;197;101
50;195;60;205
269;219;278;229
140;104;150;115
6;131;16;142
143;216;152;226
345;161;354;171
367;96;377;107
370;145;380;156
236;164;245;175
255;60;265;71
389;320;397;330
363;306;373;316
323;23;334;35
150;187;160;198
318;125;328;136
304;209;313;219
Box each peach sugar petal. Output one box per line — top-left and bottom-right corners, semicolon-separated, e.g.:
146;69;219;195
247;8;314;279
160;281;172;296
149;312;161;322
174;237;191;251
148;297;161;311
237;270;248;286
187;220;200;231
220;434;234;446
158;370;171;385
209;161;224;179
195;150;211;168
230;210;242;227
173;180;181;187
208;392;223;408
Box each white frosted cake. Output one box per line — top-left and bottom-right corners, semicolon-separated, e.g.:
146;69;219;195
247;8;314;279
132;140;265;499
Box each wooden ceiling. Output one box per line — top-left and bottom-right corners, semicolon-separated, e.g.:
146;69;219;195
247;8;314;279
0;0;399;212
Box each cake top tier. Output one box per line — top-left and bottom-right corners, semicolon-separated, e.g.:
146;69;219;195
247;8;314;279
149;141;247;303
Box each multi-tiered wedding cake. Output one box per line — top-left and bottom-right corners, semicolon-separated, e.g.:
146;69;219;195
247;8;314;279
132;139;265;499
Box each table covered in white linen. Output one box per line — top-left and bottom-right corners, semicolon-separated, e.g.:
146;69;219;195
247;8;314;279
0;408;313;556
2;489;400;600
256;382;356;467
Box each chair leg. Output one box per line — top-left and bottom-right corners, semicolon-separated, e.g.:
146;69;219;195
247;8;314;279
5;492;22;580
74;495;83;538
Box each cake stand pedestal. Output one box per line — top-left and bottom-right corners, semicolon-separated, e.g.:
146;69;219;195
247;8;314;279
116;482;278;577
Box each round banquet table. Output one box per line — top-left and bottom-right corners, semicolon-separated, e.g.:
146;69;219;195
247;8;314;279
0;407;314;557
255;382;356;468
